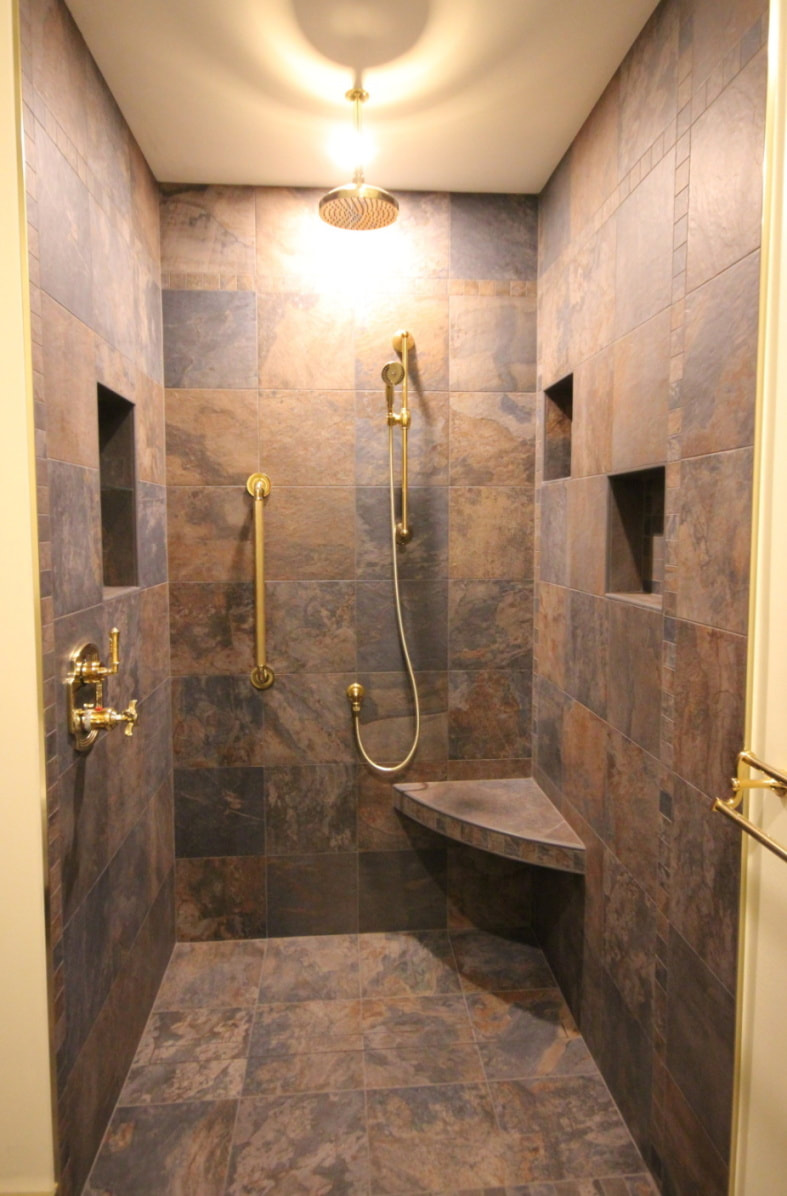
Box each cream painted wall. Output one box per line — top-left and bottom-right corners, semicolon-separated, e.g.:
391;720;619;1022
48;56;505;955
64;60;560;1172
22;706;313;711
732;0;787;1190
0;0;57;1192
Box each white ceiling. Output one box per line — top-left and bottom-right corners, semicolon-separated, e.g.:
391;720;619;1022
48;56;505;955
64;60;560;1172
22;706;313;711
65;0;660;194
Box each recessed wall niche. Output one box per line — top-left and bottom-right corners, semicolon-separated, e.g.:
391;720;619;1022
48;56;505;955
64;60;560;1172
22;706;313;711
97;384;137;589
607;466;665;608
543;374;573;480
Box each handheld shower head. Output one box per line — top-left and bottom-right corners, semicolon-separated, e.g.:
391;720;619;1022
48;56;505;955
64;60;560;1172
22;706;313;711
381;360;405;410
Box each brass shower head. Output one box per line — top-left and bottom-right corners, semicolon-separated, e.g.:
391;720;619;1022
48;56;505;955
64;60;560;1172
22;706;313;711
319;88;398;231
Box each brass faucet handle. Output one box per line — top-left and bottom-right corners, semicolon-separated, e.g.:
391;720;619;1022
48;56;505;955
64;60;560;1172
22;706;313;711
122;699;138;737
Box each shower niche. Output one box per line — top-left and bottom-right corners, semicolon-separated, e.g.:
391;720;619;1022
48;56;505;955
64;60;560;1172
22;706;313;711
607;466;665;607
98;384;138;590
543;373;573;480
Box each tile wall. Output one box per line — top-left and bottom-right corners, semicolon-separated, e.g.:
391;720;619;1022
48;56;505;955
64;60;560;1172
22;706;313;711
533;0;767;1191
161;188;539;941
19;0;174;1191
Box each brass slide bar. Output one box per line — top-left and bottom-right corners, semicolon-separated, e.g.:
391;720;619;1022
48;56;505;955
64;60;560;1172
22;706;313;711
246;472;274;690
712;749;787;862
392;329;414;544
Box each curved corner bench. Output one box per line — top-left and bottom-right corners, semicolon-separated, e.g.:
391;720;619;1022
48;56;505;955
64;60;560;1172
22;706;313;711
393;777;586;874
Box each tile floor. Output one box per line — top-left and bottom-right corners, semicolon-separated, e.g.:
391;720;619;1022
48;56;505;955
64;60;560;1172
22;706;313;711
84;929;657;1195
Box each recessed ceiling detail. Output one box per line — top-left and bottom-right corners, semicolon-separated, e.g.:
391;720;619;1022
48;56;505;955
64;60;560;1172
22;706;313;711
65;0;660;193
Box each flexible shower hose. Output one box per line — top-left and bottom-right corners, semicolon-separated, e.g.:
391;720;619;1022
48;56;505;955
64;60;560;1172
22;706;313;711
349;418;421;775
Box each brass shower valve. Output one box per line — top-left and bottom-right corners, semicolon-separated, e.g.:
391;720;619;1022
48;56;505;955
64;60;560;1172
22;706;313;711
66;628;139;752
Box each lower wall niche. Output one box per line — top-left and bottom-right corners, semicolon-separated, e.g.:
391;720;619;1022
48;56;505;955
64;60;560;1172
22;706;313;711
98;384;138;589
607;466;665;607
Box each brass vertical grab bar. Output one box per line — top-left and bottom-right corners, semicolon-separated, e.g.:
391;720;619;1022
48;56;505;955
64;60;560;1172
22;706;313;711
246;472;274;690
392;329;413;543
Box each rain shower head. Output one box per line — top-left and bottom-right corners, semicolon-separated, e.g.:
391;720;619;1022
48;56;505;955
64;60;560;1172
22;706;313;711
319;88;399;231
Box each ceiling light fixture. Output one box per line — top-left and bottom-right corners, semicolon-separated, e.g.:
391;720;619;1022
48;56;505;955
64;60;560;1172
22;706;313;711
319;88;399;231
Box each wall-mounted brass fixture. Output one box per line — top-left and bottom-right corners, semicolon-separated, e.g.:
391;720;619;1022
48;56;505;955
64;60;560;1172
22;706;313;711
390;330;413;543
712;748;787;862
66;627;138;752
246;472;275;690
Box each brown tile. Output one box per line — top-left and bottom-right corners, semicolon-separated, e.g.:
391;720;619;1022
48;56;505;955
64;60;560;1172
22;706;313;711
352;670;448;767
259;389;355;484
611;309;671;471
534;677;569;792
49;460;102;617
567;216;617;367
451;929;554;993
687;48;766;292
166;487;252;583
136;373;166;486
450;194;538;281
539;151;572;274
175;856;266;941
367;1083;507;1191
606;730;661;904
539;480;568;587
606;601;662;756
258;291;355;389
366;1043;485;1088
154;942;266;1009
135;1008;253;1064
225;1092;368;1195
29;0;89;152
266;581;356;673
169;582;253;676
165;389;258;485
243;1050;363;1096
356;484;448;580
360;930;461;997
669;777;740;992
618;0;679;175
136;481;168;587
359;849;447;932
536;583;568;691
356;387;449;487
40;294;97;468
358;764;448;852
357;578;448;672
561;701;607;840
614;152;675;339
570;76;620;238
659;1071;729;1196
172;675;264;768
355;291;449;392
36;124;93;326
450;294;537;392
266;853;359;936
491;1075;643;1182
448;670;531;760
119;1059;246;1105
666;928;735;1159
450;487;532;580
566;592;608;719
84;1100;236;1196
249;1000;362;1056
163;290;257;389
265;485;356;580
572;346;613;478
446;842;534;934
257;935;359;1002
602;853;656;1028
467;988;592;1082
681;251;759;456
567;476;608;594
673;620;746;798
174;766;265;859
160;184;255;275
361;994;473;1047
690;0;766;90
450;392;535;485
260;673;354;765
89;195;136;362
265;763;357;854
676;448;752;635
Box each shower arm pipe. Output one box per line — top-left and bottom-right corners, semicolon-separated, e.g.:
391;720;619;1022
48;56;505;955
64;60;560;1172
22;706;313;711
391;329;414;544
246;472;275;691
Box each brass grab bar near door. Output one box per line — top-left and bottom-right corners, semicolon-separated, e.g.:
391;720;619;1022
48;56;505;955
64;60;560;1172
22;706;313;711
712;749;787;862
246;472;274;690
